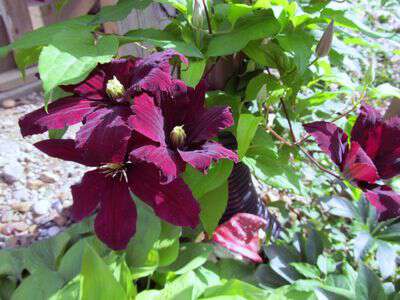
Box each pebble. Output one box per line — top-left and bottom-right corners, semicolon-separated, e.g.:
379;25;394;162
27;179;44;189
11;202;32;213
1;99;17;109
32;200;51;215
39;172;58;184
12;222;29;232
13;189;29;202
1;224;14;236
0;163;25;185
47;226;60;236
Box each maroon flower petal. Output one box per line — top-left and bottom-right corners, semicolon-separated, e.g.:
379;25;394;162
213;213;267;263
62;59;136;100
343;141;379;184
351;104;383;159
34;139;99;167
76;106;133;164
93;175;137;250
130;93;165;144
128;164;200;228
373;117;400;179
70;170;105;221
178;141;238;173
19;97;97;137
186;106;234;144
364;185;400;221
303;121;348;168
129;145;184;183
130;50;188;97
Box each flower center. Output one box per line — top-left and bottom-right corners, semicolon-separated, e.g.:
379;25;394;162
100;163;127;181
106;76;125;99
170;125;186;148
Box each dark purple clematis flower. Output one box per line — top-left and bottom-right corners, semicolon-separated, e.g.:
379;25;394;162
19;50;187;163
129;81;239;183
34;138;200;250
213;213;268;263
303;104;400;219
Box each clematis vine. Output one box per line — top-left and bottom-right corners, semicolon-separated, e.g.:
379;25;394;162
304;104;400;220
129;81;239;183
34;138;200;250
213;213;268;263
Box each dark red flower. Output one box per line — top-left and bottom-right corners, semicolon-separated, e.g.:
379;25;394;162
303;104;400;219
19;50;187;163
129;81;238;183
34;139;200;250
213;213;268;263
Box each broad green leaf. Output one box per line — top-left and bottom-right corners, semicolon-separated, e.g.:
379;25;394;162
265;245;301;283
49;276;81;300
81;244;127;300
305;229;323;265
39;32;118;103
183;160;233;199
325;196;357;219
182;59;207;87
155;222;182;267
202;279;270;300
22;232;70;273
126;194;161;267
237;114;262;159
131;249;159;280
290;263;321;279
245;73;280;102
247;128;277;157
369;83;400;99
199;182;229;234
316;255;336;275
122;29;203;58
11;270;64;300
376;242;397;279
90;0;152;25
0;250;23;278
376;223;400;242
14;46;42;75
156;0;187;13
49;128;67;139
355;264;386;300
161;243;213;274
206;10;280;57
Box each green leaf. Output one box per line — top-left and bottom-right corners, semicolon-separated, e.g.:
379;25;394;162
290;263;321;279
325;196;357;219
22;232;70;273
161;243;213;274
182;59;206;87
49;276;81;300
39;32;118;103
376;223;400;242
155;222;182;267
265;245;302;283
369;83;400;99
237;114;262;159
81;244;127;300
245;73;280;102
305;229;323;265
131;249;159;280
14;46;42;75
316;255;336;275
355;264;386;300
91;0;152;25
376;242;397;279
206;10;280;57
183;160;233;199
0;250;23;278
156;0;187;13
49;128;67;139
11;270;64;300
202;279;270;300
126;194;161;267
122;29;203;58
199;182;229;234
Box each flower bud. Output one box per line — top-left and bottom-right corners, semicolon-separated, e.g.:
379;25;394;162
170;125;186;148
106;76;125;99
192;0;206;29
315;20;334;58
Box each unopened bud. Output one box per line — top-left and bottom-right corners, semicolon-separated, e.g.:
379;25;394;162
106;76;125;99
170;125;186;148
192;0;207;29
316;20;334;58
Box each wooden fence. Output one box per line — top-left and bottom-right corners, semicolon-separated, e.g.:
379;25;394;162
0;0;171;100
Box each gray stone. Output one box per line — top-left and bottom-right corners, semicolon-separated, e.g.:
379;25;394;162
32;200;51;215
39;172;58;184
0;163;25;185
47;226;60;236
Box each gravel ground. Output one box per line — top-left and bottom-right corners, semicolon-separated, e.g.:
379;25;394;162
0;94;86;249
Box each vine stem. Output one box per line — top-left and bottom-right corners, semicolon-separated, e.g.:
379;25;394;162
202;0;213;34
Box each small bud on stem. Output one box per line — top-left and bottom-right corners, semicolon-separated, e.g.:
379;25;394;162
316;20;334;58
170;125;186;148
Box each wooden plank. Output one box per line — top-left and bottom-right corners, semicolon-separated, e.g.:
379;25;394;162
0;67;38;92
0;0;33;41
0;15;16;73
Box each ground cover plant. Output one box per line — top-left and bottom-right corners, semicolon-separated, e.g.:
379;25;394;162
0;0;400;299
